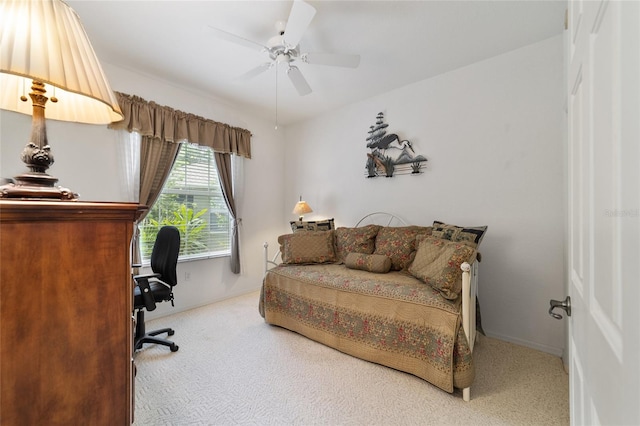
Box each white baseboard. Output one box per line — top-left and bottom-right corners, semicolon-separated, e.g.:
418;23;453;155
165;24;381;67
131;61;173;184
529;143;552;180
483;330;564;357
145;288;261;321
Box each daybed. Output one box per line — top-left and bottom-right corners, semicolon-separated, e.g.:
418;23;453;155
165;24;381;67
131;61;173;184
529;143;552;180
259;213;484;401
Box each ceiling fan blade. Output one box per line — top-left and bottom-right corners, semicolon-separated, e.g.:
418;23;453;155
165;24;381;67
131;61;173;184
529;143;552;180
287;66;312;96
282;0;316;48
203;25;266;52
235;62;272;82
304;53;361;68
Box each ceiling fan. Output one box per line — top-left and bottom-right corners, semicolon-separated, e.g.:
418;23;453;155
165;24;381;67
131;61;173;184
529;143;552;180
203;0;360;97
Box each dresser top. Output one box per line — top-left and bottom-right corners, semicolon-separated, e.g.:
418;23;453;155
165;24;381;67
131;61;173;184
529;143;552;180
0;200;142;223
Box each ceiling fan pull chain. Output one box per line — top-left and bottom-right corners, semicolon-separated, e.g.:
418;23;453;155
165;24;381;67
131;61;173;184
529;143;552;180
275;61;279;130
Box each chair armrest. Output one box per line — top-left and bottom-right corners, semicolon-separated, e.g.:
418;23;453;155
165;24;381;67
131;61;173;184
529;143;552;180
133;272;162;280
133;273;161;312
134;272;171;290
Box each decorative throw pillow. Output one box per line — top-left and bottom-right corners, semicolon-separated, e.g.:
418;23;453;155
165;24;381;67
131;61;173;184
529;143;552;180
432;221;487;247
278;231;336;264
373;226;433;271
334;225;381;263
408;236;477;300
344;253;392;274
415;231;433;245
290;218;335;233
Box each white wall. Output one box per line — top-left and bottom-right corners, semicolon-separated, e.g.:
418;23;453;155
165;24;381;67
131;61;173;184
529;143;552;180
283;35;566;355
0;63;286;320
0;35;566;354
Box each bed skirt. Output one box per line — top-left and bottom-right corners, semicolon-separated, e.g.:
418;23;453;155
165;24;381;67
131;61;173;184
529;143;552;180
259;264;474;392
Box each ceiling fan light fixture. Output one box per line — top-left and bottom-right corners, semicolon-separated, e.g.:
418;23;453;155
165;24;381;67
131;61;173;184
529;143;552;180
276;53;291;64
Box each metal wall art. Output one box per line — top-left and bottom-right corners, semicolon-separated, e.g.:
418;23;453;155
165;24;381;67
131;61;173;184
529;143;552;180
365;112;427;178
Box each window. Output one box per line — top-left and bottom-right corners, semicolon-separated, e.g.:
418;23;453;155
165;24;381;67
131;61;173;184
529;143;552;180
140;142;231;261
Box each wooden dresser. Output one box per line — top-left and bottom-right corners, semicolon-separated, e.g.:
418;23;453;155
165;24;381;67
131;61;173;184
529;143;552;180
0;201;139;425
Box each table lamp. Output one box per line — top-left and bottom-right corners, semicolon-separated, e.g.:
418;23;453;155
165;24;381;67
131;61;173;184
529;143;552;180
292;196;313;221
0;0;123;199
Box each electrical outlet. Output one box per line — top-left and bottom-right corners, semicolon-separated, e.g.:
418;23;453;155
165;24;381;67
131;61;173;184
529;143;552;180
184;272;191;281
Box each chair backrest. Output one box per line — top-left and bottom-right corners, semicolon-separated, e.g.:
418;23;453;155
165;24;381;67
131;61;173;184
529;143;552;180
150;226;181;287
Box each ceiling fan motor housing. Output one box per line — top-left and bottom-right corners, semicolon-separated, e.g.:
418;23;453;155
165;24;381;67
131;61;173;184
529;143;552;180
267;32;299;63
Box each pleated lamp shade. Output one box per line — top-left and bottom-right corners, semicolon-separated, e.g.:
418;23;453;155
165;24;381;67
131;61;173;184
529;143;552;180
0;0;123;124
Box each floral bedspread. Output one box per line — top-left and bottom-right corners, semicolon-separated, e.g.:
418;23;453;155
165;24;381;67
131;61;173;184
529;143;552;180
259;264;474;392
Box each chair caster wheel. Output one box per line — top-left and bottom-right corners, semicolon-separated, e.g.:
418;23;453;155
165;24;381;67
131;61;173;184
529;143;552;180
168;330;175;336
170;344;179;352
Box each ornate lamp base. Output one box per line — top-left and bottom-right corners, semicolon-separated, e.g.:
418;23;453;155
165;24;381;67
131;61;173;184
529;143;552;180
1;81;79;201
0;172;78;200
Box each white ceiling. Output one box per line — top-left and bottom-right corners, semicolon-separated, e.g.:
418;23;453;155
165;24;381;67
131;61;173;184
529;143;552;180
67;0;566;126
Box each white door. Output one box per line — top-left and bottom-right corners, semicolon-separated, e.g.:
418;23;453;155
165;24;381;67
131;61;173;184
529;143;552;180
567;0;640;424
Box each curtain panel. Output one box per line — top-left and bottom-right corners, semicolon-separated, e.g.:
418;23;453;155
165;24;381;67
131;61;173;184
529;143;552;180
131;136;181;273
214;152;240;274
109;92;252;159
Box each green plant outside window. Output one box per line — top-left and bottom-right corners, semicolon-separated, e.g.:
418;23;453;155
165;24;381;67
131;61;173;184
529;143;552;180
140;143;231;261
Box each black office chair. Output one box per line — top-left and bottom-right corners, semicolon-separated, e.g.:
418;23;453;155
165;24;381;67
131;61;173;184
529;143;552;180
133;226;181;352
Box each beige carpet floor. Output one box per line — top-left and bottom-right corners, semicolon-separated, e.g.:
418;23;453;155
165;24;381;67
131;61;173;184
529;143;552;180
133;291;569;425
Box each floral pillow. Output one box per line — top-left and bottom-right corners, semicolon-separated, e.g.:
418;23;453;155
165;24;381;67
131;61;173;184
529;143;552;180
334;225;381;263
408;236;477;300
373;226;433;271
278;230;336;264
344;253;392;274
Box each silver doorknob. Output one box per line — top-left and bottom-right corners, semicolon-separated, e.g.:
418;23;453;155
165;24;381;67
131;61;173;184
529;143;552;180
549;296;571;319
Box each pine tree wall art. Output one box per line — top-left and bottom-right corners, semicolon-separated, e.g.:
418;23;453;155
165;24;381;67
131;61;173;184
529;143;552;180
365;112;427;178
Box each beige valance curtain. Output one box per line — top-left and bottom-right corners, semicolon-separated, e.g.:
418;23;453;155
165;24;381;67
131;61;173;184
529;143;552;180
109;92;252;159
